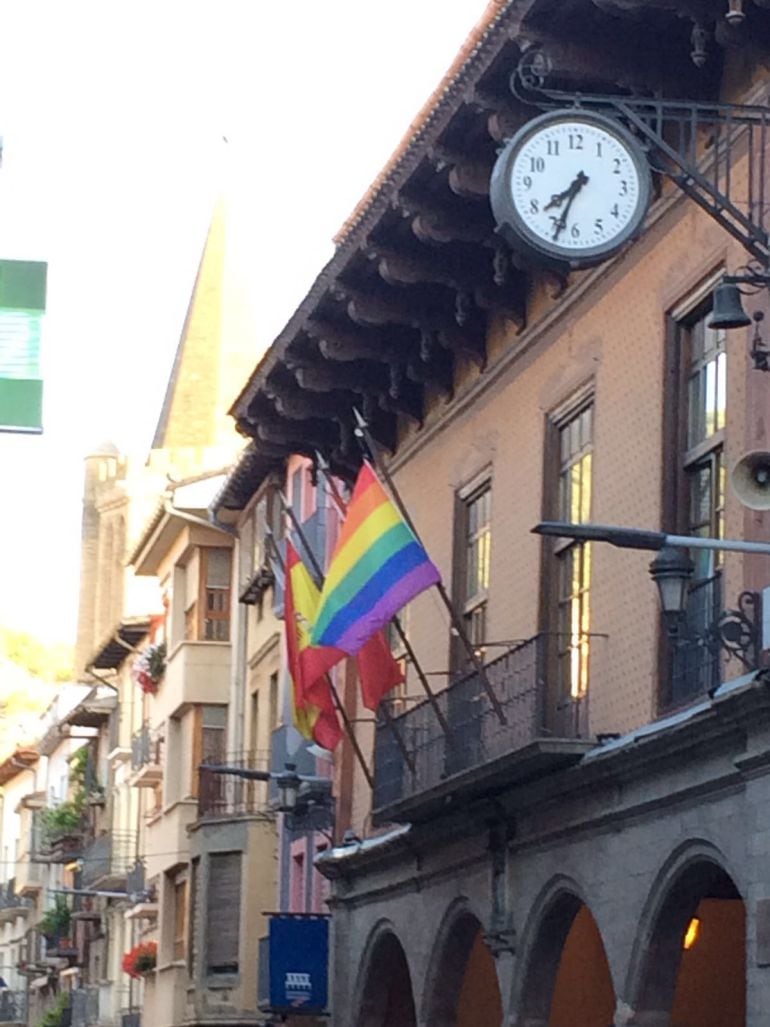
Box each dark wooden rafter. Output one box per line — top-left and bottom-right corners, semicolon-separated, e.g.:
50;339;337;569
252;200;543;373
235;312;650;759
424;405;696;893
306;317;410;363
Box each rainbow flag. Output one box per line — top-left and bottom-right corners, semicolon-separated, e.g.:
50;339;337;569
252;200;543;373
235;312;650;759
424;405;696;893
310;462;441;654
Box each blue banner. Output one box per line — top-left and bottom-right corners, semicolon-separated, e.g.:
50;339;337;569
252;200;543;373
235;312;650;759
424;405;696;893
268;914;329;1014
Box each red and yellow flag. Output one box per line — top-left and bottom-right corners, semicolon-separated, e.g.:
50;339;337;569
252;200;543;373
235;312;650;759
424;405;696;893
284;541;342;751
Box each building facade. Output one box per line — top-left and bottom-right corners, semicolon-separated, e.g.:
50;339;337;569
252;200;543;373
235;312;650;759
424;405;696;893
225;1;770;1024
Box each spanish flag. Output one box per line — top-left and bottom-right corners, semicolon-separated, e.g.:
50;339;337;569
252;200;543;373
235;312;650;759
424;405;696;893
284;541;342;751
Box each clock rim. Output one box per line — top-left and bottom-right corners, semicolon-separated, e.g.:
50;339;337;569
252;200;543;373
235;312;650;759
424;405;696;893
490;109;652;269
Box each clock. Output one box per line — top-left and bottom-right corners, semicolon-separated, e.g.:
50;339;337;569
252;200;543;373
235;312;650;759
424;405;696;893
490;109;652;269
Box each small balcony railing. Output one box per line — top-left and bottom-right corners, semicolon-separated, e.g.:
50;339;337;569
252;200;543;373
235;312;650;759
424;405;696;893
198;752;272;820
71;986;99;1027
121;1013;141;1027
0;990;26;1023
81;832;137;891
0;880;31;922
131;723;164;771
373;633;591;821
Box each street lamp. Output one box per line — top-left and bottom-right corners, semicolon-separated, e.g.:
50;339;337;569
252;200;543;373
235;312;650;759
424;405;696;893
533;521;764;668
648;547;695;634
276;763;301;812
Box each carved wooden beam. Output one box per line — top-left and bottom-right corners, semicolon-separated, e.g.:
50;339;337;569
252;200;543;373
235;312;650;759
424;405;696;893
306;317;411;363
334;281;460;332
395;195;495;247
427;146;495;200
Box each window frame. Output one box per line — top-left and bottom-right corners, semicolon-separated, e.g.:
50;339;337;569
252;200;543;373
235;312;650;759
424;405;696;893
451;470;493;673
183;546;233;643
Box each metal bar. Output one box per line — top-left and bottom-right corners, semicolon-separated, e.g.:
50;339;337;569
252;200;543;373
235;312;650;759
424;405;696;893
272;502;375;790
664;533;770;556
353;409;507;725
616;100;769;260
377;700;416;774
315;453;453;738
761;115;767;237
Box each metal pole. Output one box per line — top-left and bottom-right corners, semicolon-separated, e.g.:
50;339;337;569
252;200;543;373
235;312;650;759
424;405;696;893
315;454;452;738
266;522;375;791
351;410;507;725
664;532;770;556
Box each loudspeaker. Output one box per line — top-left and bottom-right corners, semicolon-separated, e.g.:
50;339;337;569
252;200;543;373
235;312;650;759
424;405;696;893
731;450;770;510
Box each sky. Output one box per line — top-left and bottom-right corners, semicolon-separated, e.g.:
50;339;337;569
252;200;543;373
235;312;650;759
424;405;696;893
0;0;487;646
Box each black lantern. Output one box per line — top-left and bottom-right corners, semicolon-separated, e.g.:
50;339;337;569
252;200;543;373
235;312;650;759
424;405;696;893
649;547;695;632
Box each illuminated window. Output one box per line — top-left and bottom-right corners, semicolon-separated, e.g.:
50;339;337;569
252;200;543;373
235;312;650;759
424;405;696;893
554;401;593;701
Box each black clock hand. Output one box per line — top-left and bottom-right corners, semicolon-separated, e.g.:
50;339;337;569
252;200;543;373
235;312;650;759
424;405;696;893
551;170;588;241
544;183;575;211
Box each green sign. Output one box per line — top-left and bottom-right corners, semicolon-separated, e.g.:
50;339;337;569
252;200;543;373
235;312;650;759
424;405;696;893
0;260;47;433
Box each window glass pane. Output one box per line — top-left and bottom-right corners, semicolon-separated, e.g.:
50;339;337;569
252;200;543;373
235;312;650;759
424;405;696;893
555;401;593;701
206;549;231;588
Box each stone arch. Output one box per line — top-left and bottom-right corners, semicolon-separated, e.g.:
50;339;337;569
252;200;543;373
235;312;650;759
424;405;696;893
514;875;616;1027
627;839;745;1026
352;919;417;1027
422;897;503;1027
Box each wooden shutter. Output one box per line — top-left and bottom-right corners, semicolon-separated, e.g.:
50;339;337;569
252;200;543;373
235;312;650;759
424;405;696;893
206;852;241;974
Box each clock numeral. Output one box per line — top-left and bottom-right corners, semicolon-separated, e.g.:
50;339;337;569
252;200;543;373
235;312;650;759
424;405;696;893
530;199;540;214
610;203;620;219
620;179;628;196
522;175;532;190
570;224;581;239
569;133;583;151
596;141;603;157
546;140;560;156
594;218;604;233
530;157;545;173
613;158;622;175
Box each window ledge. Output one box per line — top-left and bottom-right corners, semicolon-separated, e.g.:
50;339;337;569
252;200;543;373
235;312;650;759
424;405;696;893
205;972;240;990
167;639;231;663
156;960;186;973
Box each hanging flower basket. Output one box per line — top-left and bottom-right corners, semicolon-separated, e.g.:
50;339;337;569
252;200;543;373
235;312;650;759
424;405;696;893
132;642;166;695
122;940;157;979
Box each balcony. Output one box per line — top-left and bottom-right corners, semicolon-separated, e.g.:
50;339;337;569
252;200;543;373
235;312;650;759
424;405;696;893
0;880;31;924
153;641;231;721
121;1014;141;1027
37;809;87;864
130;723;164;788
43;925;78;960
0;991;25;1025
197;753;272;820
80;832;137;892
372;634;593;824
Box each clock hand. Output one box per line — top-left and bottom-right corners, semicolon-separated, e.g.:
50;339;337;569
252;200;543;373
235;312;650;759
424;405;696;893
551;170;589;242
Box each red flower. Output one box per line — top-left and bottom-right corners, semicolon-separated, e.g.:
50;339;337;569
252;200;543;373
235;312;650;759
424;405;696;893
122;941;157;979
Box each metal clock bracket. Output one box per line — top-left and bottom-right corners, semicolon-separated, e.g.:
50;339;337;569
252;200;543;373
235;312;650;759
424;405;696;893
511;49;770;267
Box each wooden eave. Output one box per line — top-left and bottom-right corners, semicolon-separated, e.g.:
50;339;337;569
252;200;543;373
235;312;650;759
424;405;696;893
229;0;740;474
89;618;151;671
0;750;38;786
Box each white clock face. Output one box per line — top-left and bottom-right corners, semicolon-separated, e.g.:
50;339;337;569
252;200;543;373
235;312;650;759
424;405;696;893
490;113;651;267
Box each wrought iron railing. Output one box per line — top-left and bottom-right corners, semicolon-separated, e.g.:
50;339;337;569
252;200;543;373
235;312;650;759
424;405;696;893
71;987;98;1027
373;633;587;812
131;723;164;772
121;1012;141;1027
80;832;137;889
198;752;273;819
0;991;25;1023
0;879;30;913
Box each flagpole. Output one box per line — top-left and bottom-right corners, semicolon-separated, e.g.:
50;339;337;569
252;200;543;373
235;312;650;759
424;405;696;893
351;410;507;726
315;453;452;740
277;494;415;778
264;526;375;790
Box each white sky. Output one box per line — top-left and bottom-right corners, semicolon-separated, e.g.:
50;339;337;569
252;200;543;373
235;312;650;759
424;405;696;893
0;0;486;645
